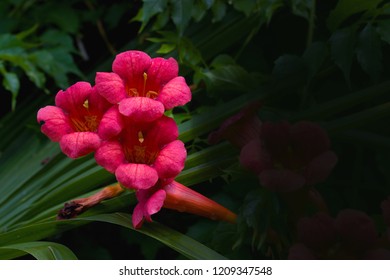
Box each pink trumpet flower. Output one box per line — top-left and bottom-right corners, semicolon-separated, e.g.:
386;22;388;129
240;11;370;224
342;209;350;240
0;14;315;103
37;82;111;158
132;180;237;229
95;115;187;191
95;50;191;122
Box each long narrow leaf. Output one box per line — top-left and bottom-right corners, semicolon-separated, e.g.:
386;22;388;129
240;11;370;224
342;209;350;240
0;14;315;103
77;213;227;260
0;241;77;260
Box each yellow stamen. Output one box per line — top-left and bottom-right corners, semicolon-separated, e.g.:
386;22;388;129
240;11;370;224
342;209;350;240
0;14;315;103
146;90;158;99
85;115;98;131
138;131;144;143
134;145;146;163
83;99;89;109
128;88;139;97
143;72;148;95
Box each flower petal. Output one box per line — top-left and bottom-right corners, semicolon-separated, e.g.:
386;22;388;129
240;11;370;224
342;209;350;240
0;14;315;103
145;189;166;218
154;140;187;179
115;163;158;190
55;82;92;112
95;72;126;104
335;209;377;251
95;140;125;173
112;50;151;86
132;202;146;229
143;115;179;147
291;121;331;162
157;76;191;110
98;105;124;140
305;151;338;186
259;169;306;192
59;132;101;158
240;138;271;174
37;106;73;142
288;243;317;260
146;57;178;89
118;97;164;122
297;212;337;250
208;101;262;147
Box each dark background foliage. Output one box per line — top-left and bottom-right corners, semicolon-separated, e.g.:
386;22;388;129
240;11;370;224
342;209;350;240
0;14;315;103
0;0;389;259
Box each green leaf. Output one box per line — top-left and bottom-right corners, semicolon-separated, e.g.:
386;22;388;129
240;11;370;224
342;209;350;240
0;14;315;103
290;0;314;21
302;41;328;80
272;54;307;85
258;0;284;23
192;0;211;22
0;65;20;110
329;26;357;87
202;56;257;93
291;80;390;122
325;102;390;134
156;43;176;54
327;0;383;31
376;19;390;45
233;0;258;17
211;0;227;22
356;23;383;83
170;0;194;35
133;0;168;32
0;241;78;260
78;213;227;260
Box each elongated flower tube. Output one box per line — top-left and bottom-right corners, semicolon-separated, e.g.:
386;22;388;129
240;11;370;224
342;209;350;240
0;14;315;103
37;82;112;158
95;50;191;122
95;114;187;190
163;181;237;223
132;180;237;229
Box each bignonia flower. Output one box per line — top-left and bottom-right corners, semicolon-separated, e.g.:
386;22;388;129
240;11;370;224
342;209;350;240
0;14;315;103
240;121;338;192
208;101;262;148
132;180;237;229
95;50;191;122
37;82;112;158
95;114;186;191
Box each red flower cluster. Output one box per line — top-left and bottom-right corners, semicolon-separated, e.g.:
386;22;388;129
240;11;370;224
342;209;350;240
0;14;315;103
209;102;338;192
289;205;390;259
38;50;235;228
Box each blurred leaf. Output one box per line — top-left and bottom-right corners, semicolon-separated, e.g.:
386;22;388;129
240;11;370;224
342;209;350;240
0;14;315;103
325;102;390;134
211;0;227;22
0;241;78;260
356;23;383;83
156;43;176;54
133;0;169;32
152;8;170;30
258;0;284;23
171;0;194;35
192;0;212;22
376;19;390;45
291;80;390;121
327;0;383;31
233;0;258;17
302;41;328;80
329;26;357;87
272;54;307;85
34;3;80;34
0;64;19;110
79;213;227;260
201;55;258;93
290;0;314;21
